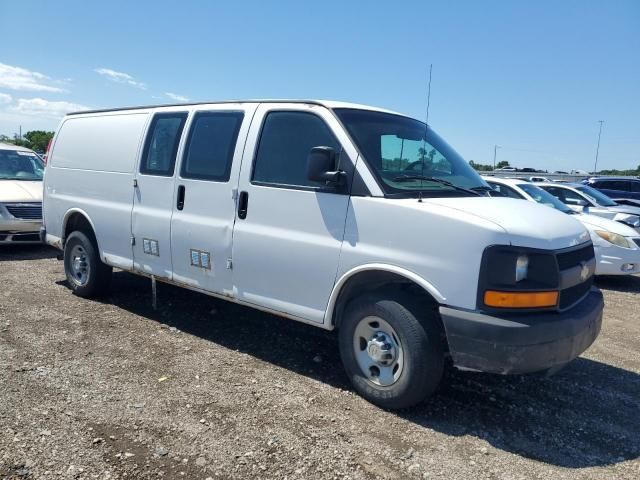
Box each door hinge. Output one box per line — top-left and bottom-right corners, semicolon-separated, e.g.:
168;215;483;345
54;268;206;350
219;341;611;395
131;236;136;246
133;178;138;188
226;258;233;270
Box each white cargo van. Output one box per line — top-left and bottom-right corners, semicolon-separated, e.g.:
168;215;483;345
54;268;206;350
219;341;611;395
42;100;603;408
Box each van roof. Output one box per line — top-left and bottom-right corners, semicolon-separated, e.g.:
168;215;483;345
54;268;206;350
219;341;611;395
67;99;405;117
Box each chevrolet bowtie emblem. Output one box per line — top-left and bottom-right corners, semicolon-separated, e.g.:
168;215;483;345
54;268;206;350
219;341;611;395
580;261;591;281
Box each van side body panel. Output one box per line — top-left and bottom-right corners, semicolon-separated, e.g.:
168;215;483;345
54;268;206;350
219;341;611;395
44;112;150;269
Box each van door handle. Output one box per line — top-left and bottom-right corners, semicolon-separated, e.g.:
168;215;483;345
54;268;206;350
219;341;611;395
177;185;186;211
238;191;249;219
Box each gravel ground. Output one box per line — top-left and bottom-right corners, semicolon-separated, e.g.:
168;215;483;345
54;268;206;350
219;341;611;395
1;245;639;480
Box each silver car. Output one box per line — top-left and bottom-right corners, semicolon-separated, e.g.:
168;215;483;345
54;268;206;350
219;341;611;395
538;182;640;230
0;142;44;243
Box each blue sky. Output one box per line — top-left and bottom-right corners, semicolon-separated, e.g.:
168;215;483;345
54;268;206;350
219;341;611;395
1;0;638;171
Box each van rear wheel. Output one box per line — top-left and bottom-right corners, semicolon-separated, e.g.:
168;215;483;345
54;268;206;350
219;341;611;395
339;291;444;409
63;231;112;298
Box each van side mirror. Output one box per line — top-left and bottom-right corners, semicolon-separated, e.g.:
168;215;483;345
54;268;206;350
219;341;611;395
306;146;343;185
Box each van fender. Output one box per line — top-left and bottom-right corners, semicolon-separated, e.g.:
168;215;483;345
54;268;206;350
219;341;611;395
323;263;446;328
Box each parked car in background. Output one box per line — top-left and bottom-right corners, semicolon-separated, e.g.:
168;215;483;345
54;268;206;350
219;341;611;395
484;176;640;276
42;100;603;409
0;142;44;244
495;166;517;172
528;176;550;183
583;177;640;204
538;182;640;230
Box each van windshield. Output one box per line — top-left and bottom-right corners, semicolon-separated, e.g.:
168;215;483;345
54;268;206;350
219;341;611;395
334;108;488;197
0;149;44;180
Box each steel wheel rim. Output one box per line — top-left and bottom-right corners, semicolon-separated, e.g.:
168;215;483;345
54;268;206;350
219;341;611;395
353;316;404;386
69;244;90;287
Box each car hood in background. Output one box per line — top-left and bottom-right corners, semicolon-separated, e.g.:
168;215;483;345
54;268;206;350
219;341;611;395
577;212;639;237
0;181;43;203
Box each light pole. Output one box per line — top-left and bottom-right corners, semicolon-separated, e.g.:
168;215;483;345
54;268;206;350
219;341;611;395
493;145;501;170
593;120;604;174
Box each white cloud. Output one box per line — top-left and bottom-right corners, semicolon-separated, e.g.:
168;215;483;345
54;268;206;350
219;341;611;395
95;68;146;89
0;93;12;104
0;62;64;93
165;92;190;102
9;98;90;119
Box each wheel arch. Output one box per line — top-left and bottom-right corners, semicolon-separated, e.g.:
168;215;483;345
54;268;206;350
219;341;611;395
62;209;102;258
324;264;446;329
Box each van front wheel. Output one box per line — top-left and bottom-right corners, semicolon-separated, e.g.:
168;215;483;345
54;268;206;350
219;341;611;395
339;292;444;409
63;231;112;298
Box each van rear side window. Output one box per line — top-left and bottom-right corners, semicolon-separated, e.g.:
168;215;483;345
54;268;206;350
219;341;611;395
140;112;188;176
181;111;244;182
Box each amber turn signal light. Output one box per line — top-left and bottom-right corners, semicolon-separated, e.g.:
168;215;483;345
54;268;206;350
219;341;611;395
484;290;559;308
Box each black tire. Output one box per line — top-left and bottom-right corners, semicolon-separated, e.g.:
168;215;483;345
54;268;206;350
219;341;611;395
63;231;112;298
339;291;444;409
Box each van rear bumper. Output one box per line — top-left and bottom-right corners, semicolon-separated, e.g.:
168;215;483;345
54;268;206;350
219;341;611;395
439;288;603;374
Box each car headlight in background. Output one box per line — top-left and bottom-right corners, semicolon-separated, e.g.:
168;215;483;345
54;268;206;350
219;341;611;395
595;230;632;249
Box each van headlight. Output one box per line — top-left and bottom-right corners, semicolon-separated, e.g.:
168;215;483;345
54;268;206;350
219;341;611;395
478;246;559;309
515;255;529;282
595;230;632;249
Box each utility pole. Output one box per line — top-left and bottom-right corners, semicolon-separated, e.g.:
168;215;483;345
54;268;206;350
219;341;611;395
593;120;604;174
493;145;501;170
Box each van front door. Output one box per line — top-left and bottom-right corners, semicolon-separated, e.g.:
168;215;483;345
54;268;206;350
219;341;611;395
231;104;355;323
170;104;256;295
132;111;188;279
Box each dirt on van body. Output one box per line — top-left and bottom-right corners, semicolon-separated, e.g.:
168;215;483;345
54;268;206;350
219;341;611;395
1;245;639;480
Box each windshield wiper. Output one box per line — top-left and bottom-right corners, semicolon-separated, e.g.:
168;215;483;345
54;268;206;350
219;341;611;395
392;175;481;196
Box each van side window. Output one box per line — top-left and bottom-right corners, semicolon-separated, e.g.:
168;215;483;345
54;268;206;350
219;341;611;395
252;111;340;189
181;111;244;182
140;113;188;176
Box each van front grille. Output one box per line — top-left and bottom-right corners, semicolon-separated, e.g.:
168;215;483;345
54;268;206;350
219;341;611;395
557;244;594;270
5;203;42;220
557;244;596;310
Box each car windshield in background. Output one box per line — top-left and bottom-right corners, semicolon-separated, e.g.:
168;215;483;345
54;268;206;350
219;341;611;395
334;108;487;197
0;150;44;180
518;183;573;214
575;185;617;207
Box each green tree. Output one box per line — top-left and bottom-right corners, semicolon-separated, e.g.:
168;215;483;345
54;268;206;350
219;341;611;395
496;160;511;169
469;160;493;172
23;130;54;153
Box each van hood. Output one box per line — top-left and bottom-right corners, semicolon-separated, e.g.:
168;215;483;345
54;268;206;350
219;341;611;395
577;212;639;237
417;196;590;250
0;180;43;202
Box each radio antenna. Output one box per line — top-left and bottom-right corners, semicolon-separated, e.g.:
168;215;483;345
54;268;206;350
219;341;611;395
418;64;433;203
425;63;433;128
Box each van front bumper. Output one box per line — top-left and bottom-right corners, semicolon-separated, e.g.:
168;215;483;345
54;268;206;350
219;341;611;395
439;288;603;374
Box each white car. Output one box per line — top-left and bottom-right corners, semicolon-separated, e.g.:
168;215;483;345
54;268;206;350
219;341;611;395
42;100;603;408
537;182;640;230
484;176;640;275
0;142;44;243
